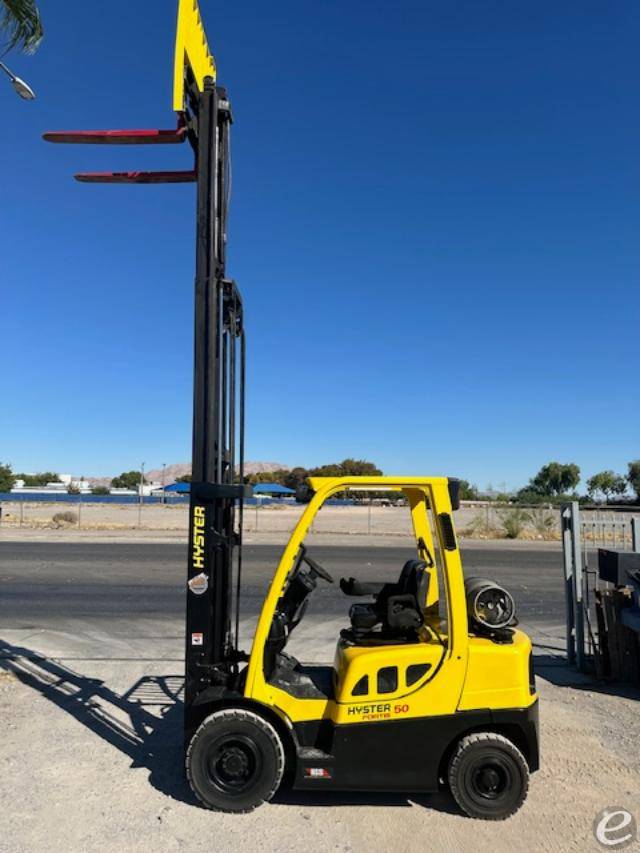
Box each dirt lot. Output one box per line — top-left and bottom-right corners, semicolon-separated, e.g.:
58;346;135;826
2;501;635;551
1;527;638;851
0;500;561;540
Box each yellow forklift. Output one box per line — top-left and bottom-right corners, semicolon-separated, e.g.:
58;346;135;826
45;0;538;820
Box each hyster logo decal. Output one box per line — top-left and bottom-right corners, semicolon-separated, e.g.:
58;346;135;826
347;703;410;721
348;703;391;716
192;505;205;569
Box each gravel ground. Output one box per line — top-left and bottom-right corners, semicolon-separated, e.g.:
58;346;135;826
1;534;638;852
1;637;639;853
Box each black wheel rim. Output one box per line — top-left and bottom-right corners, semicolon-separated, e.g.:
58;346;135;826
206;734;263;795
468;756;513;803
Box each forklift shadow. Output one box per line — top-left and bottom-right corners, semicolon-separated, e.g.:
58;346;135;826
0;638;460;814
0;639;477;815
0;638;196;806
533;648;640;700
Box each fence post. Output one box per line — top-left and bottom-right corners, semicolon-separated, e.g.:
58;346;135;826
561;504;576;665
632;517;639;553
561;501;586;670
571;502;585;672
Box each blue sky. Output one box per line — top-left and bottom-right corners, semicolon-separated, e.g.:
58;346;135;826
2;0;638;490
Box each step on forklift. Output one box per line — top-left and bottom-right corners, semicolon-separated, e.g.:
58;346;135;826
45;0;539;820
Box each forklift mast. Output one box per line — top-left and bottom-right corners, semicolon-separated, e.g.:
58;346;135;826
43;0;249;732
184;76;250;712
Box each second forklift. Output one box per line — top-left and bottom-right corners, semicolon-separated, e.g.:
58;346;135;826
45;0;539;820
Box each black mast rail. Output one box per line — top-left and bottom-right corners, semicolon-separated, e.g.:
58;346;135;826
185;77;250;732
44;69;251;742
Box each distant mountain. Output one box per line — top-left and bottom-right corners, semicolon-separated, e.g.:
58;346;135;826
143;461;289;484
86;476;112;488
144;463;191;485
242;461;290;475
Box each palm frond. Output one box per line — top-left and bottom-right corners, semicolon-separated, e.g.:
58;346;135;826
1;0;43;54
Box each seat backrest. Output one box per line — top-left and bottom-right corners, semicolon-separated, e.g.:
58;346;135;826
380;559;429;635
346;559;431;642
397;559;429;606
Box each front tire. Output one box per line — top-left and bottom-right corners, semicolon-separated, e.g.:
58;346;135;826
186;708;285;812
448;732;529;820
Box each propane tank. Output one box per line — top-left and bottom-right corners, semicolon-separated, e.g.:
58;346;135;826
465;577;516;631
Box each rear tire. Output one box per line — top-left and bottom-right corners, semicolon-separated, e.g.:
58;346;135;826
448;732;529;820
186;708;285;812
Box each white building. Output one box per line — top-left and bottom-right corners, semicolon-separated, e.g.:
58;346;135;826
11;474;92;494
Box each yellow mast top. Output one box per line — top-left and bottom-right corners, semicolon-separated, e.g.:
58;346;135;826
173;0;217;112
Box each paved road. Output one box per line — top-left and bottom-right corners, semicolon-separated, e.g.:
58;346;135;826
0;541;564;629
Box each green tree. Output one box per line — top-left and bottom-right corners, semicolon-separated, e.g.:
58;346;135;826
175;474;192;483
91;486;109;496
307;463;342;477
15;471;61;486
243;470;289;486
627;460;640;500
586;470;627;503
0;461;15;492
276;458;383;501
457;479;479;501
528;462;580;497
307;459;382;478
1;0;43;53
111;471;146;490
281;467;308;490
249;459;384;492
246;470;284;485
514;488;550;505
334;459;382;477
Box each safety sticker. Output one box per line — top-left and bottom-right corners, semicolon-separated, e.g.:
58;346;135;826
304;767;331;779
191;632;204;646
188;572;209;595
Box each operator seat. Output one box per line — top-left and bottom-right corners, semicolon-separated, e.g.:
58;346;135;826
339;559;430;644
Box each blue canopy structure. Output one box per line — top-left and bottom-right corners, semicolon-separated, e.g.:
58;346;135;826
164;481;191;494
252;483;295;496
162;481;294;498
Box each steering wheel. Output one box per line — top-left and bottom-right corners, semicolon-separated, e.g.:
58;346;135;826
302;553;334;584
